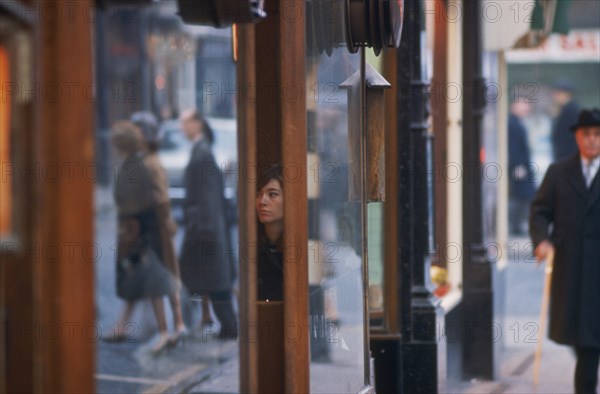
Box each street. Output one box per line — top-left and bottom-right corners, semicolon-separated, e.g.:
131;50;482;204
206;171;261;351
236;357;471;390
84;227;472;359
94;186;240;394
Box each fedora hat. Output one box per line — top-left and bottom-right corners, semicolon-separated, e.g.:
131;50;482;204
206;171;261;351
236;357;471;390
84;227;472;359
570;108;600;132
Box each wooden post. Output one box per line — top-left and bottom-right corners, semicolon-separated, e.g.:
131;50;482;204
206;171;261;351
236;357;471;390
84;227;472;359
279;1;309;391
241;1;309;392
236;22;259;394
34;1;95;392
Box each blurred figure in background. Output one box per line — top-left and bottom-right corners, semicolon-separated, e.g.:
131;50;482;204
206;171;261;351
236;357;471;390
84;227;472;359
108;121;175;355
131;111;188;346
551;80;580;162
179;109;238;340
508;97;536;236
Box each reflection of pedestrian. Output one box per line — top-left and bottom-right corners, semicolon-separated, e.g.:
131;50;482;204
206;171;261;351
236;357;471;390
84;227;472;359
179;110;237;340
551;80;580;162
131;111;188;345
508;99;535;235
529;109;600;394
109;121;175;354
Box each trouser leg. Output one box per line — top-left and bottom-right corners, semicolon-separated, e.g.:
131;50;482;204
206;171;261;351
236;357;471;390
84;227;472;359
574;346;600;394
209;290;238;340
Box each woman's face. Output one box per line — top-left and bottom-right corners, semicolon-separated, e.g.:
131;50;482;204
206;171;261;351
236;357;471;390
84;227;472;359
255;179;283;224
181;118;202;141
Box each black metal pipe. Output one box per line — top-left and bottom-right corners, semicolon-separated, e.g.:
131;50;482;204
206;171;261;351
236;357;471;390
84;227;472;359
396;1;439;392
461;0;494;380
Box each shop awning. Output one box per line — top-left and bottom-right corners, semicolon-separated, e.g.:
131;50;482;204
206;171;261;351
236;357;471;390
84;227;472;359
531;0;572;34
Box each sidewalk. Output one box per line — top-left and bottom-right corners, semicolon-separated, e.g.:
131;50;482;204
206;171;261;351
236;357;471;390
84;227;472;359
455;339;577;394
190;235;593;394
96;328;239;394
453;235;593;394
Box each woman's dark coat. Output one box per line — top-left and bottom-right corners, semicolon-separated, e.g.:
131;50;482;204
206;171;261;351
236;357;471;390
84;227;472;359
529;154;600;349
179;138;233;294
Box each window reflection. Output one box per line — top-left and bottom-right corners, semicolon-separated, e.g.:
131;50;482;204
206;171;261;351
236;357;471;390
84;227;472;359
307;43;367;392
95;3;239;392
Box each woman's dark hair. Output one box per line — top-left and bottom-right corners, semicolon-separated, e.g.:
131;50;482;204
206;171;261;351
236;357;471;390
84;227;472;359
130;111;160;152
182;109;214;145
201;118;214;146
257;163;284;191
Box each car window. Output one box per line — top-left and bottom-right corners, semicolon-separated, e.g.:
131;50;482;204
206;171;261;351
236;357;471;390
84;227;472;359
159;127;190;151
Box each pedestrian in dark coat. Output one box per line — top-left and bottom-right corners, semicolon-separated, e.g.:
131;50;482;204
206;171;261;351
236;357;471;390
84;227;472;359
529;108;600;394
508;100;535;235
551;81;580;162
178;109;237;340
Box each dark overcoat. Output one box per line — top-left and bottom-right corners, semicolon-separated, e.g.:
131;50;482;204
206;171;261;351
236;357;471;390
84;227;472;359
551;100;580;162
529;154;600;349
179;138;233;294
508;114;535;200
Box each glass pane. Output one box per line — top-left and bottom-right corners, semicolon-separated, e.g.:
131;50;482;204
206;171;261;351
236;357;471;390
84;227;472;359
367;202;384;314
94;3;239;393
306;3;368;391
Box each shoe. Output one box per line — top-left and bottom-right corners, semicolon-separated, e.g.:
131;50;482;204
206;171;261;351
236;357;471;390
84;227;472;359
151;335;170;356
168;328;188;348
101;333;128;343
218;326;239;341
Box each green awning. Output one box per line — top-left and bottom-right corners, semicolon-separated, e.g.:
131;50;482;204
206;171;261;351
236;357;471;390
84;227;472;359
531;0;572;34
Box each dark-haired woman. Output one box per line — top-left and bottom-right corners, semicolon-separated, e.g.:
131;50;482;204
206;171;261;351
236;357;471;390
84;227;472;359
255;164;285;302
179;109;238;340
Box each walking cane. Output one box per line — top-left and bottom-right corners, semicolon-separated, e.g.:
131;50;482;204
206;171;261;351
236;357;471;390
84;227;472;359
533;247;555;389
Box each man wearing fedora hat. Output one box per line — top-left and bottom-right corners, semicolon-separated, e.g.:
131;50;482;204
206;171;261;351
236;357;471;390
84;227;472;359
530;108;600;393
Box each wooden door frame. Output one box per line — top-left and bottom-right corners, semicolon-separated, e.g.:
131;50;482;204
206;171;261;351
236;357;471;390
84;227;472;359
237;0;309;392
1;1;95;392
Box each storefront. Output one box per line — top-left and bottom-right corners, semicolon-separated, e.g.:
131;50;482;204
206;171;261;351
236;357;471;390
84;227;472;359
8;0;594;393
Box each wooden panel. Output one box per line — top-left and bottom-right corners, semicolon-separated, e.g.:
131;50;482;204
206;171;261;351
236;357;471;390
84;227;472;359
1;24;36;394
367;90;386;202
34;1;95;392
257;302;284;393
255;0;282;166
0;46;11;235
383;50;398;333
253;3;285;391
278;1;308;392
236;22;259;394
240;1;308;391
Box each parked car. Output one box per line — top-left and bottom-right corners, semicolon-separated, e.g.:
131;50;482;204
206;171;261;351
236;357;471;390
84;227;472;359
158;117;238;224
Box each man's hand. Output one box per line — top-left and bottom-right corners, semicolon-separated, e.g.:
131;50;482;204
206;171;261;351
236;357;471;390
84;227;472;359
534;240;554;263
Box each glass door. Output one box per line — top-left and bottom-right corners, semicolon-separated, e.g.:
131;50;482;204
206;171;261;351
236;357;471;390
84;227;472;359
306;2;370;391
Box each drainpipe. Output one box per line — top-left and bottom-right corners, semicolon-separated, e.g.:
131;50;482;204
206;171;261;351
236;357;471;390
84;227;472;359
461;0;494;380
